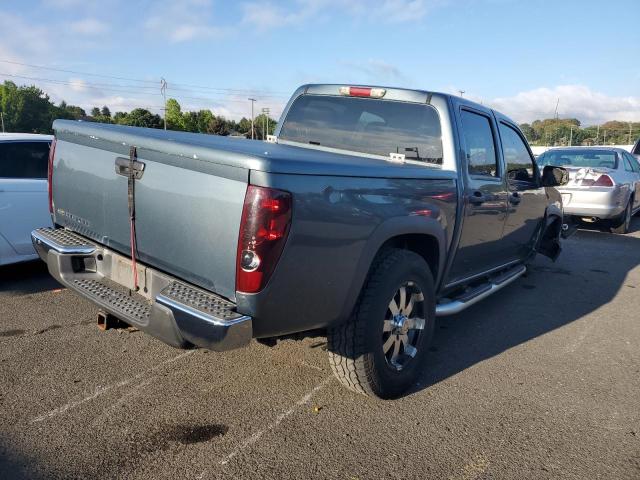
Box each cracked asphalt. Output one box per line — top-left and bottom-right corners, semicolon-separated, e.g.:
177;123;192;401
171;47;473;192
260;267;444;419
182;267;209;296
1;219;639;479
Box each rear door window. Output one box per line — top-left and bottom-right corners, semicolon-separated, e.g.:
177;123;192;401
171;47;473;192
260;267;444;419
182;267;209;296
0;141;50;179
460;110;499;177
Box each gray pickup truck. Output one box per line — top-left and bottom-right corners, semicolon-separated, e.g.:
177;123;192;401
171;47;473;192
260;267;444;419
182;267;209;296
33;84;567;398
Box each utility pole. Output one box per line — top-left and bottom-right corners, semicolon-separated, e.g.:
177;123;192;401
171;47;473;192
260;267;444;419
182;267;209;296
0;112;4;133
569;125;573;147
629;122;633;145
261;107;270;140
458;90;465;97
596;124;600;145
603;130;607;145
160;78;168;130
248;98;256;140
554;98;559;120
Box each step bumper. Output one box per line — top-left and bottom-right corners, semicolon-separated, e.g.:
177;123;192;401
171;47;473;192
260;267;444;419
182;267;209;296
31;227;252;351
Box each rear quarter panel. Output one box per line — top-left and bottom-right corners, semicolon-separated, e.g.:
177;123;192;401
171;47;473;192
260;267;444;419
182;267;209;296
238;171;457;337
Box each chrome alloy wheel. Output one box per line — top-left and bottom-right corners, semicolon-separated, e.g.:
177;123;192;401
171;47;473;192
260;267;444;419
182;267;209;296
382;281;425;371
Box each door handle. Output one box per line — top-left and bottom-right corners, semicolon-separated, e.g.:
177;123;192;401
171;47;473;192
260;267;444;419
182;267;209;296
468;191;485;205
509;192;521;205
115;157;145;179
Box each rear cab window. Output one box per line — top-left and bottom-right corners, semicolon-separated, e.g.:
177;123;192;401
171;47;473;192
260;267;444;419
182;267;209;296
0;141;50;179
279;95;443;165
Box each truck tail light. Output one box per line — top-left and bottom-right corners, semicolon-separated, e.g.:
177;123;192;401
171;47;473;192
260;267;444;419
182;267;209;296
338;86;386;98
593;174;614;187
48;138;57;214
236;185;292;293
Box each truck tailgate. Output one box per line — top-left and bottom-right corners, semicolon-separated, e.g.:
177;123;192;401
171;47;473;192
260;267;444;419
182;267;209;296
52;121;248;301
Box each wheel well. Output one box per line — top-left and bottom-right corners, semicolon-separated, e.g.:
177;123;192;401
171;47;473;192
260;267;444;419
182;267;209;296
379;234;439;280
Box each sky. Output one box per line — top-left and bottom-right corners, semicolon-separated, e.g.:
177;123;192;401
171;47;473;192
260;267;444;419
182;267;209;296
0;0;639;125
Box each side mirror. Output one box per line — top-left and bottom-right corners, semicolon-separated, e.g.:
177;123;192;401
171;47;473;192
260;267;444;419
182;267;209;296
541;165;569;187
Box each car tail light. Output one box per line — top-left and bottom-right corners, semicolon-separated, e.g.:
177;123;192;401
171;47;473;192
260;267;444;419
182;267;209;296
593;174;614;187
338;86;386;98
48;138;57;213
236;185;292;293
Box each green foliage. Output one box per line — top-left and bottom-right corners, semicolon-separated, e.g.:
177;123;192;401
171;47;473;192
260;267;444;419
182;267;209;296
0;81;55;133
165;98;183;130
520;118;640;146
114;108;163;129
0;82;280;138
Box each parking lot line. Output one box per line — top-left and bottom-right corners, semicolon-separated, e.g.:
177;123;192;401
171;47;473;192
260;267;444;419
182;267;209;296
30;350;195;424
217;375;333;467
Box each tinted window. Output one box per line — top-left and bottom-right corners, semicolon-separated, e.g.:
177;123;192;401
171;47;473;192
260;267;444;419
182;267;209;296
498;122;537;185
460;110;498;177
537;150;618;169
625;152;640;173
279;95;443;164
623;154;634;172
633;141;640;155
0;141;50;179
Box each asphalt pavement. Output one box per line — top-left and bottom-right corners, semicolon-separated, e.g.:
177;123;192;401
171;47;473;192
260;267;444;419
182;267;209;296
1;219;639;479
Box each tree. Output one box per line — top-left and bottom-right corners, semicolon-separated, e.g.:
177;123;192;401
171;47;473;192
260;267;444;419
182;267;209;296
207;115;230;136
253;113;278;139
91;107;101;117
237;117;252;137
165;98;183;130
0;81;55;133
195;109;213;133
117;109;162;128
56;101;86;120
101;106;111;118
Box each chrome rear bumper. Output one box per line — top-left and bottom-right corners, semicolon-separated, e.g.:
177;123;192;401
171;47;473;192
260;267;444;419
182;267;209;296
559;187;626;219
31;228;252;351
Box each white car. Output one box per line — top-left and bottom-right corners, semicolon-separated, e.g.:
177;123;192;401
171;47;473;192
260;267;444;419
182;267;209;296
0;133;54;266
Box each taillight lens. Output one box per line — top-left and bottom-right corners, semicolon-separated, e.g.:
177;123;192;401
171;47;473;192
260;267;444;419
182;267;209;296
236;185;292;293
48;138;57;213
593;174;614;187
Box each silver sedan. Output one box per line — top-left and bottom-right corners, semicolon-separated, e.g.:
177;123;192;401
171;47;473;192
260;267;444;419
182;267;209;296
536;147;640;234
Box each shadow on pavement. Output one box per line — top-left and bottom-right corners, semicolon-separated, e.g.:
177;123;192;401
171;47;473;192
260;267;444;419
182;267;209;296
415;216;640;393
0;260;62;295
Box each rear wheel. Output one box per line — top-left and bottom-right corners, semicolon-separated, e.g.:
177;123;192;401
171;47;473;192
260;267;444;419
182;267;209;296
327;248;435;399
611;200;632;234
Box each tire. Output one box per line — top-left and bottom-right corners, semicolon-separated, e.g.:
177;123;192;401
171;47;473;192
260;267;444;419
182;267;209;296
611;200;632;234
327;248;436;399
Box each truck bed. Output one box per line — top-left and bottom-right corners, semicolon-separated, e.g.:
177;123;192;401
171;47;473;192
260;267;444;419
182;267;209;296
52;120;456;301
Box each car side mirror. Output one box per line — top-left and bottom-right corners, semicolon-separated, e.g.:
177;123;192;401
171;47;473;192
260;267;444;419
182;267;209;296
541;165;569;187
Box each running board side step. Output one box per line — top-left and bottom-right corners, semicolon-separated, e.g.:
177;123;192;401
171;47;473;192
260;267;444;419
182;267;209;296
436;265;527;316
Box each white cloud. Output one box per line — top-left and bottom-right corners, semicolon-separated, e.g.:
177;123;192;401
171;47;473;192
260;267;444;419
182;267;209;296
69;18;110;35
144;0;229;42
241;0;442;30
340;59;407;83
488;85;640;125
0;13;53;61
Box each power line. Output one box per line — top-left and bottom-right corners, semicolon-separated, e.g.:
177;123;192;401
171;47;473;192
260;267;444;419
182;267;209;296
0;72;288;101
0;59;291;96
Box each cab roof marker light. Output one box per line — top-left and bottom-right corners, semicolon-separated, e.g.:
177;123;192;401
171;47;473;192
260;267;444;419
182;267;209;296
339;86;386;98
